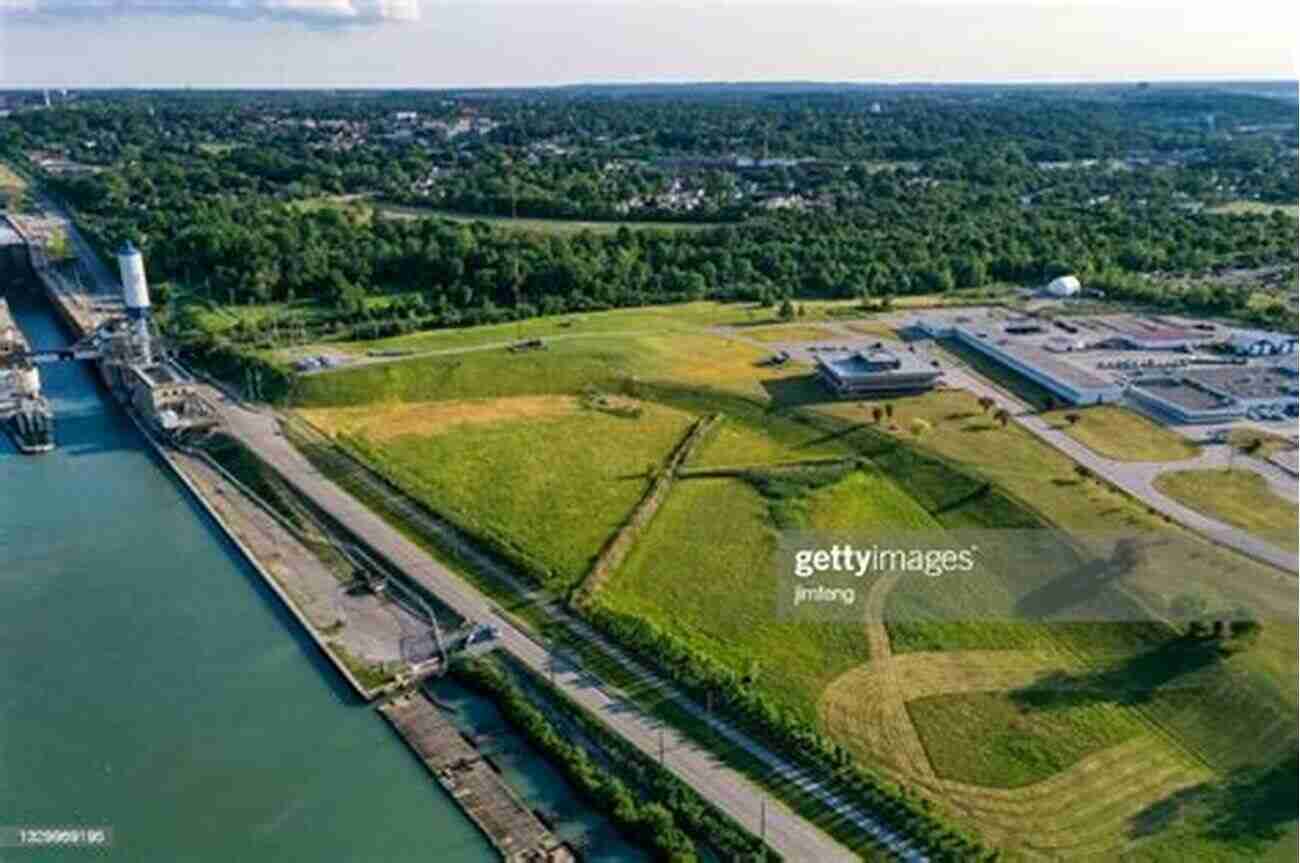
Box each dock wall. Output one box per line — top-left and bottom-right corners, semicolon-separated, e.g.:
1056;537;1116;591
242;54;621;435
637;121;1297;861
379;690;570;863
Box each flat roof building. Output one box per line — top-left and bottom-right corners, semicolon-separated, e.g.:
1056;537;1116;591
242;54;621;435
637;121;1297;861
1087;315;1218;351
815;347;942;397
1128;377;1243;423
911;310;1124;406
1129;363;1298;423
1227;329;1298;356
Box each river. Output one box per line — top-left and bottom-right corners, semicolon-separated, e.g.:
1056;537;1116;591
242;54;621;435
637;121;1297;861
0;284;636;862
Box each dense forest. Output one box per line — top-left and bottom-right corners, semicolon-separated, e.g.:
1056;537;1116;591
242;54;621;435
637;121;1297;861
1;84;1296;338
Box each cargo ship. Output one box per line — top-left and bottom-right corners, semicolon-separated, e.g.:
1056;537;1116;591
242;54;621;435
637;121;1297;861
1;296;54;454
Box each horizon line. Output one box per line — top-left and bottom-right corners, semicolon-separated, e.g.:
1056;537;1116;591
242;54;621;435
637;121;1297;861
5;75;1297;92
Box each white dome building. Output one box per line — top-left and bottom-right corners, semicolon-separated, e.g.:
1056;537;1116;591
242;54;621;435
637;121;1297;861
1045;275;1081;297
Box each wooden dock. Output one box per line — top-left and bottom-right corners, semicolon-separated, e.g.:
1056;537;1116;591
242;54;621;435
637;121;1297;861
380;690;572;863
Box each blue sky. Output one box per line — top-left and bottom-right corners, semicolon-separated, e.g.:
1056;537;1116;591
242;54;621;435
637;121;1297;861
0;1;1295;87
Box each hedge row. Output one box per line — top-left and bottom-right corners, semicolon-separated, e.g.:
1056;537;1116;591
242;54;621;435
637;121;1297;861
452;655;778;862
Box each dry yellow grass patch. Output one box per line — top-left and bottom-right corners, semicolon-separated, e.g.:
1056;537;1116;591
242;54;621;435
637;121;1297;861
741;324;839;343
819;643;1210;860
843;320;904;341
638;333;809;398
298;395;579;441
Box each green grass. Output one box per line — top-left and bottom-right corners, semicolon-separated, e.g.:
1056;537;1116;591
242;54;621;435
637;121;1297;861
687;416;852;470
804;469;938;531
346;402;691;588
1154;468;1299;552
319;400;693;589
291;330;814;407
741;325;838;343
278;302;1298;860
599;469;936;720
907;691;1149;788
1049;406;1200;462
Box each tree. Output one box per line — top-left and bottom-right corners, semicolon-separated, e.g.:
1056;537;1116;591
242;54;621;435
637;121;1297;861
871;405;884;425
1064;412;1081;425
993;408;1010;428
1230;615;1262;644
1170;593;1210;637
977;396;995;414
884;403;895;421
778;298;795;321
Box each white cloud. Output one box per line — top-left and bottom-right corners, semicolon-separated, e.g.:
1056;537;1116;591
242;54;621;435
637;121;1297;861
0;0;420;24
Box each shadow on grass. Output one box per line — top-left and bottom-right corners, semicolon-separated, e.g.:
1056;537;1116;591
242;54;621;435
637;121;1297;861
1128;754;1299;851
758;375;839;409
1009;638;1227;710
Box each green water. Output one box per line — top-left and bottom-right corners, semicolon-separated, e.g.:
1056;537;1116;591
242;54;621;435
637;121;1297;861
0;288;500;862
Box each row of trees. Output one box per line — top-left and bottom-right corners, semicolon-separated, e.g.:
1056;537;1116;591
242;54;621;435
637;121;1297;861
453;655;776;862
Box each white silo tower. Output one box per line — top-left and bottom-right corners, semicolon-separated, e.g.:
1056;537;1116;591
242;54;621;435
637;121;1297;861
116;241;153;364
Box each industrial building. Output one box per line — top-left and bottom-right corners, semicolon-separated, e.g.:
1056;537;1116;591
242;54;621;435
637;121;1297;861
911;311;1124;405
1086;315;1219;351
7;228;218;444
1129;364;1299;423
1227;329;1298;357
814;347;942;396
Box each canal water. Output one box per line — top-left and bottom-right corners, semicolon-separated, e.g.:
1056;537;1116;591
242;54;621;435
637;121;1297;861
0;286;640;862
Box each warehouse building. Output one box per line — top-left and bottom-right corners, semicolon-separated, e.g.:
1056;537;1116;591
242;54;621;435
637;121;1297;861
1127;377;1245;423
911;311;1124;405
1227;329;1298;357
958;331;1125;405
1129;363;1299;423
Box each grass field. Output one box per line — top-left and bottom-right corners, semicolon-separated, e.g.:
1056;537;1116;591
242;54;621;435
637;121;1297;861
291;330;813;406
1048;405;1201;462
907;690;1150;788
302;396;694;589
687;416;851;469
1228;428;1297;458
740;325;838;343
598;474;890;721
843;320;906;341
1154;468;1299;552
283;304;1298;861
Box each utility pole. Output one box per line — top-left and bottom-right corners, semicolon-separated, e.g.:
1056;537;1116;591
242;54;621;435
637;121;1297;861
760;796;766;848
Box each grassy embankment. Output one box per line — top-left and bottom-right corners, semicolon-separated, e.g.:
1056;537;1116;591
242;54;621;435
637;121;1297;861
1154;468;1299;552
288;322;1298;861
1046;405;1201;462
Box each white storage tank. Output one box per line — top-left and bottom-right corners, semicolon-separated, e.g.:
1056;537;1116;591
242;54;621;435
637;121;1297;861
1045;275;1081;297
117;241;150;319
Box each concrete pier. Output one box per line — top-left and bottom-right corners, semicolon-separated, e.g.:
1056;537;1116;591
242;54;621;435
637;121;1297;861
380;690;572;863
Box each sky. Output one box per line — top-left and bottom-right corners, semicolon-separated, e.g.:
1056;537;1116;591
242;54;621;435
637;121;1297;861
0;0;1296;88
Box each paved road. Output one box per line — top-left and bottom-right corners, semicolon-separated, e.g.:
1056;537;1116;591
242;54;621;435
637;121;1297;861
945;367;1298;573
209;393;922;863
